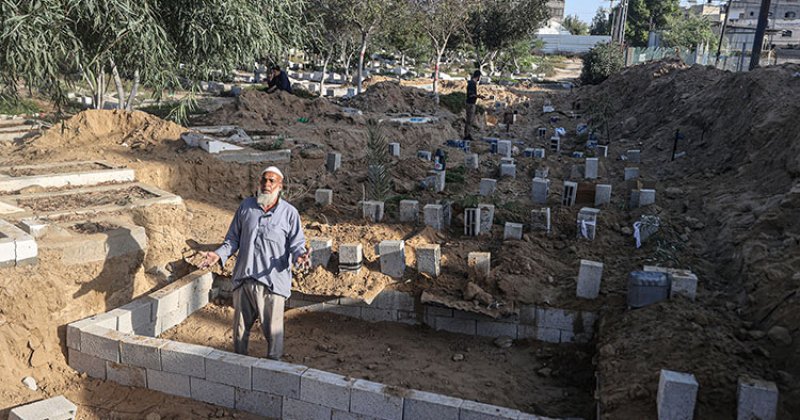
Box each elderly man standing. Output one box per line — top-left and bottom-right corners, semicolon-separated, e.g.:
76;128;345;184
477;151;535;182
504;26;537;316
201;166;309;360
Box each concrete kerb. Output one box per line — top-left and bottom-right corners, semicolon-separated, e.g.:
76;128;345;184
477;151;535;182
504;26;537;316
65;270;582;419
0;182;183;220
0;160;135;193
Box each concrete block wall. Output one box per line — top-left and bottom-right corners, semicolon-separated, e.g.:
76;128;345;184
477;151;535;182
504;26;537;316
66;270;577;419
288;289;597;345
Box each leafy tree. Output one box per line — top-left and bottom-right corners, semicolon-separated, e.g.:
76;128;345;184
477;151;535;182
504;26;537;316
562;14;589;36
590;7;611;35
467;0;549;74
305;0;353;94
365;121;391;201
662;12;718;51
580;42;623;85
341;0;395;94
376;3;428;68
624;0;679;47
411;0;475;96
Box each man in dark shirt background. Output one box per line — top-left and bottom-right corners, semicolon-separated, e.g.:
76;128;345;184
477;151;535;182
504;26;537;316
464;70;484;140
266;65;292;94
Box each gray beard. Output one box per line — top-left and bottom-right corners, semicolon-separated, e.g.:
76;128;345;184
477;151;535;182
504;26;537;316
257;190;279;207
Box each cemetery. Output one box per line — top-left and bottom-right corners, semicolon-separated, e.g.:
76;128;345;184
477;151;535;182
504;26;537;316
0;6;798;419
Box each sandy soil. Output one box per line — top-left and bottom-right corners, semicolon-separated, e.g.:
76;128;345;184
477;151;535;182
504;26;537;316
0;60;798;419
163;303;595;419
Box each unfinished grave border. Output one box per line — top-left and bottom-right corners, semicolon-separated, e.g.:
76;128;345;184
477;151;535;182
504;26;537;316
288;290;598;344
0;160;134;193
0;182;182;220
66;271;578;419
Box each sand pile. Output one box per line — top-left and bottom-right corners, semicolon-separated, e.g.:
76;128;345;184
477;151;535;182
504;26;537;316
32;109;185;153
344;81;439;114
202;90;341;132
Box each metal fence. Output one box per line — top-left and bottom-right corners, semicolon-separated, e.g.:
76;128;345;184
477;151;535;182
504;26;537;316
624;44;756;72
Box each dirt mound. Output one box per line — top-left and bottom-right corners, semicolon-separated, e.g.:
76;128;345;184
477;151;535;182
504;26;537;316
202;90;341;132
344;81;439;114
577;60;800;418
32;109;185;153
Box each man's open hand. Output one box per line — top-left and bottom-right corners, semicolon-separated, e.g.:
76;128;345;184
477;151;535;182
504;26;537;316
199;251;220;269
296;249;312;270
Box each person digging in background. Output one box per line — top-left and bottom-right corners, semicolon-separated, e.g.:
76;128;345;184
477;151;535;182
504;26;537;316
464;70;486;141
266;65;292;94
200;166;310;360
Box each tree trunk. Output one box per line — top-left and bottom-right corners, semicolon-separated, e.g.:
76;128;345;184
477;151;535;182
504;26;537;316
401;54;406;68
126;69;140;111
110;58;126;110
94;64;103;110
79;64;97;108
357;31;369;94
345;51;354;79
319;54;330;96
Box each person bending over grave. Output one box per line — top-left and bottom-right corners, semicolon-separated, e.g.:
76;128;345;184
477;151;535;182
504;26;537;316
464;70;486;140
266;65;292;94
201;166;310;360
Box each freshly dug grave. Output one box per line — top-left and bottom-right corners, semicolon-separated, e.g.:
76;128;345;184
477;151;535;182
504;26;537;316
16;186;156;213
163;304;596;419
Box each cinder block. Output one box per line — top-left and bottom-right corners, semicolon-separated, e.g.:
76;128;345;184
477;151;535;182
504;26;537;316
465;153;479;170
403;389;463;420
434;317;476;335
535;327;561;343
351;379;404;420
595;184;612;206
119;335;167;370
531;177;549;204
361;307;398;322
519;305;537;325
15;237;38;263
191;377;235;408
339;243;363;274
425;305;453;317
517;325;536;339
576;259;604;299
500;164;516;178
496;140;512;157
283;397;332;420
536;307;575;330
669;270;698;301
116;299;155;334
310;238;333;268
530;208;551;232
332;410;382;420
503;223;523;240
363;200;385;222
476;321;518;338
479;178;497;196
80;325;123;362
316;188;333;206
300;368;354;411
562;181;578;206
235;388;283;418
106;361;147;387
147;369;191;398
477;204;495;234
467;252;491;281
415;244;441;277
737;377;778;420
160;341;214;378
399;200;419;223
370;290;414;311
379;240;405;278
388;143;400;157
534;167;549;179
624;167;639;181
158;305;188;334
8;396;77;420
68;349;106;379
397;310;419;325
640;189;656;206
459;400;520;420
66;312;118;351
627;149;641;163
149;285;182;321
252;358;308;398
585;157;599;179
424;204;444;230
205;350;258;389
327;152;341;172
657;369;698;420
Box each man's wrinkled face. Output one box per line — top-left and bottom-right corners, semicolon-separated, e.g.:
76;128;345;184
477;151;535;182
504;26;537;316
257;172;282;207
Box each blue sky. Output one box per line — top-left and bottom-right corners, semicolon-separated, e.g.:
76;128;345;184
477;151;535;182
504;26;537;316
565;0;696;22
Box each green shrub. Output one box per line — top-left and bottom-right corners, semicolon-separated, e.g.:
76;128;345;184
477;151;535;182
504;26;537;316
580;42;624;85
439;91;467;114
